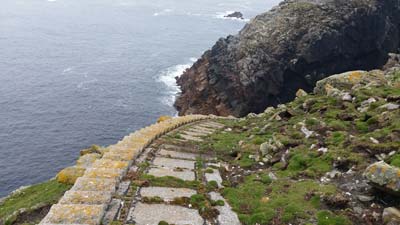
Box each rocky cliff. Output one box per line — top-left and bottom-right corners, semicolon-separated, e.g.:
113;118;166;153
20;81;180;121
175;0;400;117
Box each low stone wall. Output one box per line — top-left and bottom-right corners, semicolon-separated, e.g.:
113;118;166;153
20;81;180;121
39;114;212;225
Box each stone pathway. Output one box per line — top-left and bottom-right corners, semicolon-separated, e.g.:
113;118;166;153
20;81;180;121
40;117;240;225
114;120;240;225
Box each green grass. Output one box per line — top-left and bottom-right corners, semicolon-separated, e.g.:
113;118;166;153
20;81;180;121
317;210;350;225
390;154;400;167
140;174;200;189
223;175;337;224
0;179;71;224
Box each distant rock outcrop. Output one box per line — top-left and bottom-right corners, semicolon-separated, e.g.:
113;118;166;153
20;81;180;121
175;0;400;117
224;11;243;19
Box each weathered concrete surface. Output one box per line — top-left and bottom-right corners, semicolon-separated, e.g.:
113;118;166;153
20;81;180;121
72;178;117;192
205;168;223;188
128;203;203;225
102;199;122;225
209;192;241;225
40;204;106;225
158;149;199;160
59;191;112;205
179;134;204;142
152;157;195;170
140;187;196;201
148;167;195;181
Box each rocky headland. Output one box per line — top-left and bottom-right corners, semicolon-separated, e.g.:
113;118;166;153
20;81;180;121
175;0;400;117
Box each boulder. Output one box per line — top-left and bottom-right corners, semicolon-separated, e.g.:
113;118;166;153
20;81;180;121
383;207;400;225
259;135;283;156
296;89;307;98
56;166;86;185
175;0;400;117
80;144;105;156
363;161;400;195
157;115;172;123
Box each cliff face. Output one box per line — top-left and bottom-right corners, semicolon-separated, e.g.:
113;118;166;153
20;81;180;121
175;0;400;117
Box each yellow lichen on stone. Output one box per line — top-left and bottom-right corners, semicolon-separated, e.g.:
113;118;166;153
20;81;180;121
56;166;86;185
83;168;124;180
91;159;129;170
72;177;117;192
41;204;106;225
348;71;363;83
76;153;101;168
59;190;112;205
295;89;307;97
156;115;170;122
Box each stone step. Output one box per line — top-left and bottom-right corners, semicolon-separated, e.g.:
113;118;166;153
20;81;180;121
205;168;223;188
140;187;196;201
127;203;203;225
72;178;117;192
197;123;224;129
182;130;208;137
188;126;215;133
83;168;125;181
209;192;241;225
203;121;225;128
147;167;195;181
59;191;112;205
160;144;197;152
40;204;106;225
153;157;195;170
179;134;203;142
157;149;199;160
186;127;214;135
91;159;130;170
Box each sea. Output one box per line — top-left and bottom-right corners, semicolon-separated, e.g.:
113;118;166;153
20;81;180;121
0;0;281;197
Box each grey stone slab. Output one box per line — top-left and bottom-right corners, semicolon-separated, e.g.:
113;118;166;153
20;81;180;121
205;168;223;188
116;180;131;196
148;167;195;181
59;191;112;205
40;204;106;225
72;178;117;192
209;192;241;225
182;130;208;137
140;187;196;201
179;134;203;142
203;121;225;128
136;148;152;164
158;149;199;160
153;157;195;170
187;128;213;135
102;199;122;225
127;203;203;225
161;144;194;152
198;123;223;129
189;126;215;133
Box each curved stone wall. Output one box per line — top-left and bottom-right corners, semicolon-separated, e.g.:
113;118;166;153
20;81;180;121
40;114;212;225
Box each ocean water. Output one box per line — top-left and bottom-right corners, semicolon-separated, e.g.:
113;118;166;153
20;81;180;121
0;0;281;197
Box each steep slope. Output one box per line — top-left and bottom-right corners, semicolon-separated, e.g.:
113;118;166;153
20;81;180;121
175;0;400;117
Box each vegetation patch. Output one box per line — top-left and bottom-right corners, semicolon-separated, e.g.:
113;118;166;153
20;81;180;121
223;175;337;224
0;180;71;225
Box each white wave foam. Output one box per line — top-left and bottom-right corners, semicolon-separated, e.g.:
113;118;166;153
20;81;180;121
153;8;173;17
215;11;250;22
157;58;197;106
62;67;73;73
